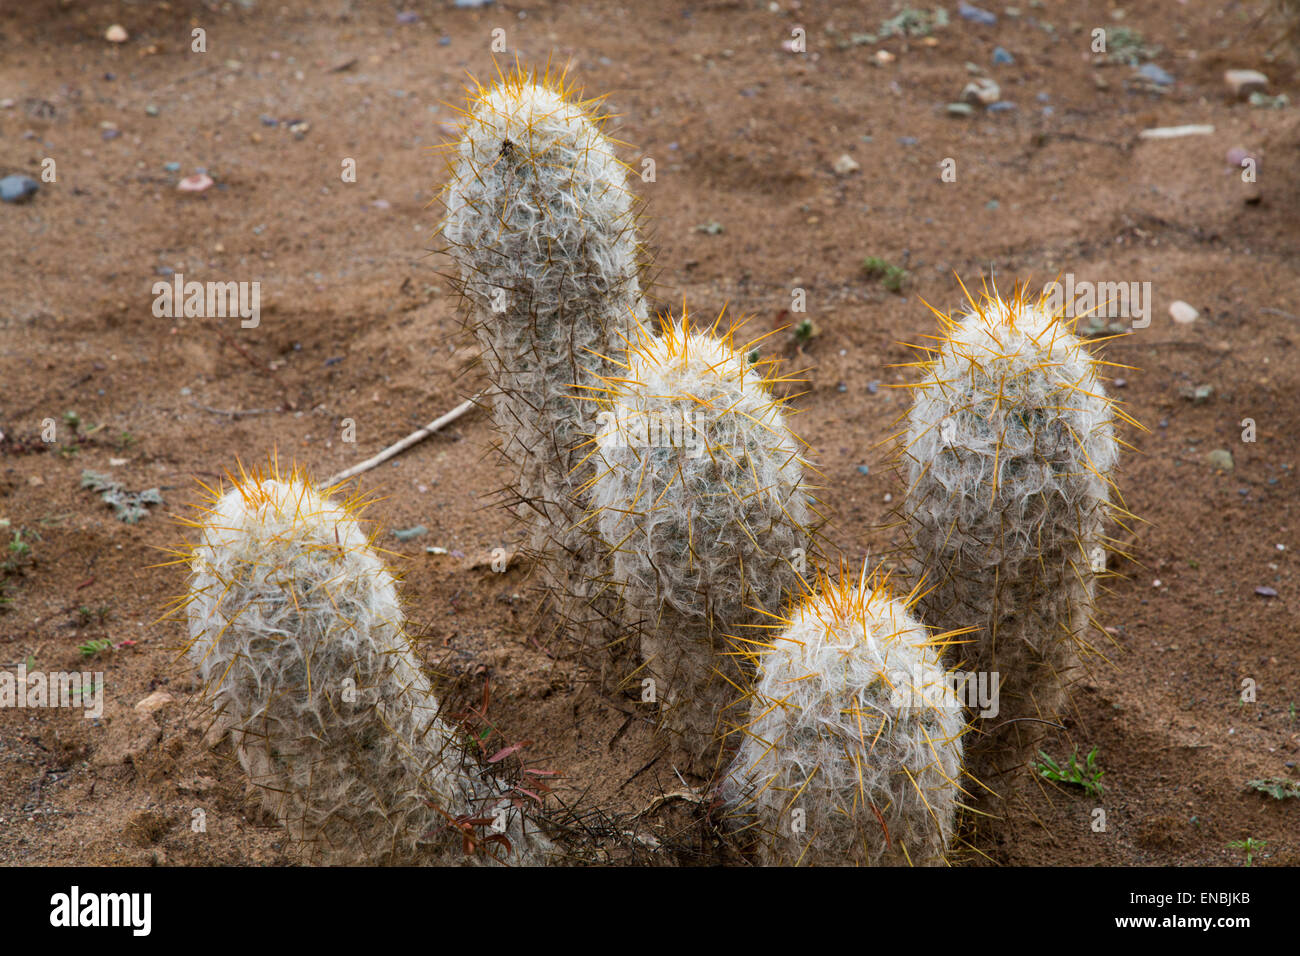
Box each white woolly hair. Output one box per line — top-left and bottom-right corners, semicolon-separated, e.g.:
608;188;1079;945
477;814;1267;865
439;67;645;648
722;566;965;866
586;314;815;773
183;466;550;865
901;285;1128;779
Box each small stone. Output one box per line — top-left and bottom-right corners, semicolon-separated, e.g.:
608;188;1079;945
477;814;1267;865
832;153;860;176
1224;69;1268;100
873;50;895;65
164;161;180;172
987;100;1016;113
134;690;175;715
946;102;975;117
0;175;39;204
1137;63;1174;86
1226;146;1257;169
962;77;1001;106
393;525;428;541
1206;449;1234;471
958;2;997;25
1254;586;1278;598
1169;300;1198;324
1248;91;1289;110
105;24;128;43
178;173;214;193
856;464;870;476
992;47;1014;64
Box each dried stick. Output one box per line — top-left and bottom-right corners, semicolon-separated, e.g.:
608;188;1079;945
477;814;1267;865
325;395;480;486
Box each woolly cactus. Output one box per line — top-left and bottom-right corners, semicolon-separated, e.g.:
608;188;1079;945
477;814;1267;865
900;283;1133;782
721;566;965;866
439;66;646;643
180;463;551;865
587;312;816;774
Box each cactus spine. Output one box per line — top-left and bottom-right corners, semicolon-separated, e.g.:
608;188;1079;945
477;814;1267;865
180;463;550;865
440;67;646;642
721;565;965;866
585;311;816;774
900;283;1133;782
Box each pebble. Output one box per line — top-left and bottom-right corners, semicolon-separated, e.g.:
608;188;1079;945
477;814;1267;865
987;100;1016;113
1224;69;1268;100
866;380;880;394
962;77;1001;106
947;102;975;117
1254;586;1278;598
1226;146;1257;169
105;24;128;43
958;2;997;25
145;104;159;116
0;175;39;204
164;161;180;172
1137;63;1174;86
393;525;428;541
832;153;860;176
134;690;175;714
1206;449;1234;471
177;173;214;193
856;465;870;476
992;47;1014;64
396;10;419;22
438;36;452;46
1169;300;1198;324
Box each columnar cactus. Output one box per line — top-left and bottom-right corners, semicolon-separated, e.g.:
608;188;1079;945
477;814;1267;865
180;463;551;865
586;312;817;774
900;283;1132;782
439;66;647;643
721;565;965;866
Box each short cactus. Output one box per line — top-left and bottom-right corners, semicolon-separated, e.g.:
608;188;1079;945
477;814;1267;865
900;282;1134;782
721;565;966;866
586;311;817;774
178;462;551;865
439;66;647;643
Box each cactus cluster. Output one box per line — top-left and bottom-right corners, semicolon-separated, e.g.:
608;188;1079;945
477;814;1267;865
166;62;1139;868
721;565;965;866
584;313;816;772
179;463;551;865
899;284;1132;782
439;65;646;642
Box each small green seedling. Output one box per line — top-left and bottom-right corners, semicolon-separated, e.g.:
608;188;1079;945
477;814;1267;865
1246;778;1300;800
78;637;112;658
862;256;908;293
1036;748;1105;796
1227;837;1266;866
793;318;816;344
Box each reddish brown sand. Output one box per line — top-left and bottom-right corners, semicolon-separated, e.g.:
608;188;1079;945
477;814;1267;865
0;0;1296;865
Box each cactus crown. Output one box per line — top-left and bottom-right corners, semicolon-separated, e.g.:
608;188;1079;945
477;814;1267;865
900;280;1138;545
723;563;966;866
583;307;816;625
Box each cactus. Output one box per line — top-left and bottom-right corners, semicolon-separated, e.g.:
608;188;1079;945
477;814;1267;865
178;462;551;865
721;565;965;866
585;311;817;774
439;66;647;646
900;282;1134;783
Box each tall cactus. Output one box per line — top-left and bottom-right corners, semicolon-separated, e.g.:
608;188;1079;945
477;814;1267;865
721;565;966;866
585;311;817;774
178;462;551;865
900;282;1134;783
439;66;647;645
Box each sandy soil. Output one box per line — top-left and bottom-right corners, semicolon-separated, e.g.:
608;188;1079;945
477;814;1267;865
1;0;1297;866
